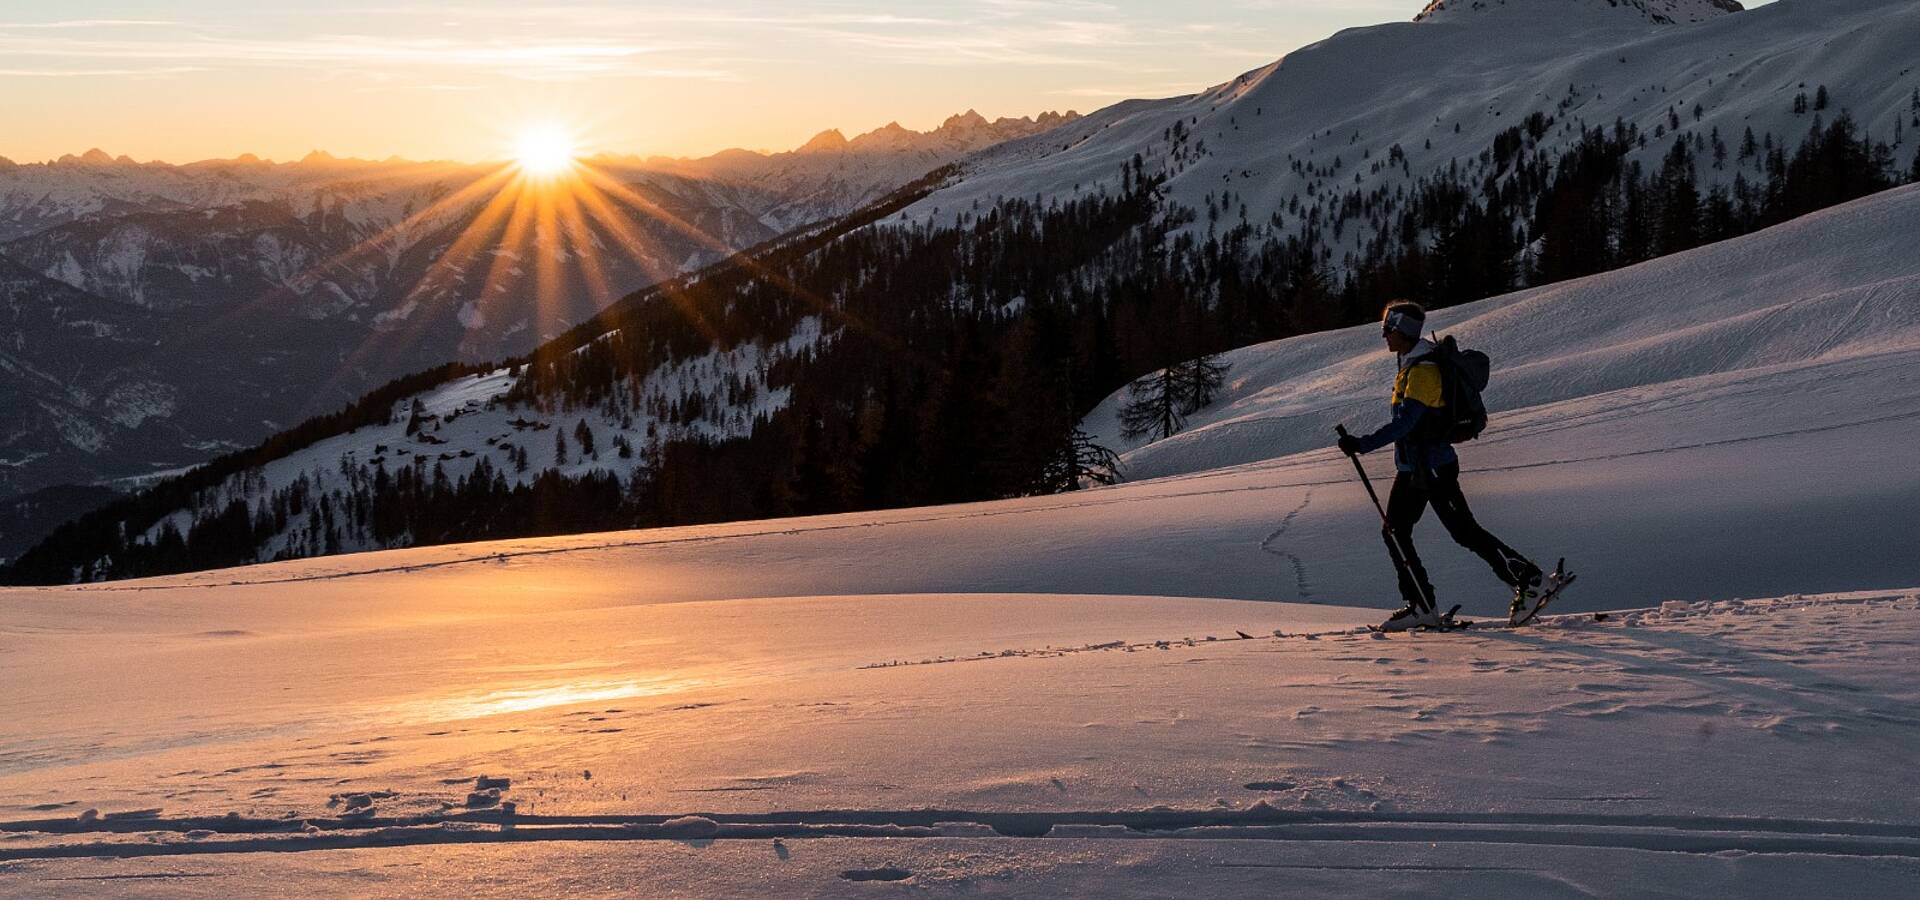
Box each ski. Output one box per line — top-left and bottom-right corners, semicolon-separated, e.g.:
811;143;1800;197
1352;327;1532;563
1368;604;1473;633
1509;558;1576;627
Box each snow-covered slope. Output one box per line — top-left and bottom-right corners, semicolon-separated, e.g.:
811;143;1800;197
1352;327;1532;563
897;0;1916;265
1;511;1915;892
1086;181;1920;479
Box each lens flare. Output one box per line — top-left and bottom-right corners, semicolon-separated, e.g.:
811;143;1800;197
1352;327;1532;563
514;125;576;178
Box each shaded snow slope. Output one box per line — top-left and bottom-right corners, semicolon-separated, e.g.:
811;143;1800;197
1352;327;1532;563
1088;182;1920;478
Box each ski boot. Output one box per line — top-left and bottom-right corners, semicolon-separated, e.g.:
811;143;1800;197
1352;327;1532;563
1375;604;1442;633
1510;559;1575;627
1507;561;1545;625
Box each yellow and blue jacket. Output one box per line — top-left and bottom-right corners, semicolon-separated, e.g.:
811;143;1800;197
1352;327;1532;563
1352;341;1459;473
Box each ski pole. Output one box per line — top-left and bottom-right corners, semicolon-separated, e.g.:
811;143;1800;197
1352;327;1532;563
1335;425;1437;614
1334;425;1390;525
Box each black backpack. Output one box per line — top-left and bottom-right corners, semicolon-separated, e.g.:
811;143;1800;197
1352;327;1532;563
1426;335;1491;443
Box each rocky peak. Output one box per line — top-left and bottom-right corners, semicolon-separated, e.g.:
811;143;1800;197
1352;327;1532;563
939;109;991;133
797;129;850;153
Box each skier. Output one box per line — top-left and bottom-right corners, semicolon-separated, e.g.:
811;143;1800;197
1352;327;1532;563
1337;301;1542;631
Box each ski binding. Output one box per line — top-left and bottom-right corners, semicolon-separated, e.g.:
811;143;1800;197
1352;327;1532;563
1509;558;1576;627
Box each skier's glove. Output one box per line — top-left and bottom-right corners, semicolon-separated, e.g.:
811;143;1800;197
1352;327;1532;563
1337;434;1363;456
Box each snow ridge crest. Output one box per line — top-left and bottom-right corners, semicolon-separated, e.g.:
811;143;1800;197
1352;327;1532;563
1415;0;1744;25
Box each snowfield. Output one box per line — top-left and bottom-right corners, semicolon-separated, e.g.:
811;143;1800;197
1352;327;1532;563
1;569;1916;895
4;188;1920;894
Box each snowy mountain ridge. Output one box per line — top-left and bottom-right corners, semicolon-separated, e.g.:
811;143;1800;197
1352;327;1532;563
1414;0;1745;25
894;0;1913;269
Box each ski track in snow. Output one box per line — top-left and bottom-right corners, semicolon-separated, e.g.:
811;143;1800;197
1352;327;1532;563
6;803;1920;862
1258;488;1316;601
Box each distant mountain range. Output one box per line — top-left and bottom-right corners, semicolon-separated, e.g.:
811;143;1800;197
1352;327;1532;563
0;108;1079;554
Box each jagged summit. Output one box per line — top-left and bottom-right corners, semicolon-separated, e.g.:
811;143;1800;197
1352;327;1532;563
797;129;849;153
941;109;991;132
1416;0;1743;25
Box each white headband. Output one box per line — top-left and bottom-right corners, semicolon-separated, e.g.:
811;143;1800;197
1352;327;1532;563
1384;309;1423;338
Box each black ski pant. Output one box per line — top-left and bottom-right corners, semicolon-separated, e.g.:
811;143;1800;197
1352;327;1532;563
1382;463;1532;610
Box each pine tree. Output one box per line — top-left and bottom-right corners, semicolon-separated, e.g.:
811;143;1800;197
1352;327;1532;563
574;419;596;459
1654;138;1701;256
1814;85;1830;111
554;429;569;467
1119;366;1185;441
1176;354;1230;414
1034;427;1121;493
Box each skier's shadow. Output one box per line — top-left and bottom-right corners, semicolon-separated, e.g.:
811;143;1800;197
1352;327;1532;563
1472;623;1917;757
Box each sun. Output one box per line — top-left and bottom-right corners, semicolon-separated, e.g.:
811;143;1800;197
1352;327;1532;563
513;125;577;178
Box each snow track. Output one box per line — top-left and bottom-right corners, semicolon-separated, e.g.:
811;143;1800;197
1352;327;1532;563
7;805;1920;862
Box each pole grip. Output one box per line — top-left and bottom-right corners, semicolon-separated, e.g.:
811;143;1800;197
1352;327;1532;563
1335;424;1350;439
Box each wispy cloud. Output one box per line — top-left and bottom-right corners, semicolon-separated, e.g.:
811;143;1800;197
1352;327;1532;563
0;31;707;79
0;66;202;77
0;19;178;29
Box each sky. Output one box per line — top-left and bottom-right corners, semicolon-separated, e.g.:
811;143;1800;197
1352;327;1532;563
0;1;1772;165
